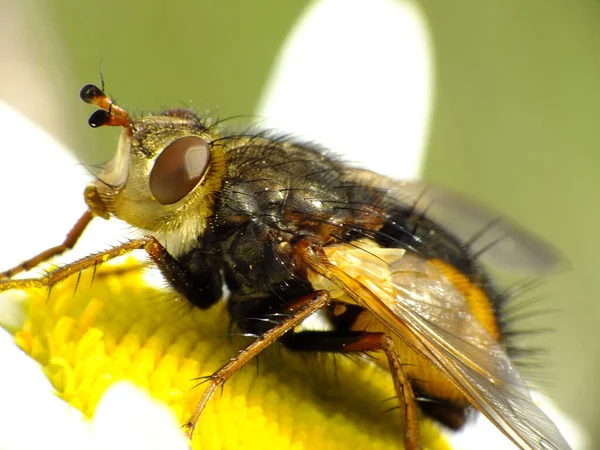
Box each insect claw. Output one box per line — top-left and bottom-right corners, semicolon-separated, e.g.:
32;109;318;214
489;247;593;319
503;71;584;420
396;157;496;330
46;285;53;303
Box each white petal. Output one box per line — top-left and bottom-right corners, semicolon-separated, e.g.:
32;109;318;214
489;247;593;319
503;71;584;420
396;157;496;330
91;383;188;450
0;104;144;450
0;102;88;273
258;0;433;180
0;328;93;450
0;102;134;278
0;103;92;450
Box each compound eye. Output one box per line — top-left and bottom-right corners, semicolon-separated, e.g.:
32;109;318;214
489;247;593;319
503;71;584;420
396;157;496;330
149;136;210;205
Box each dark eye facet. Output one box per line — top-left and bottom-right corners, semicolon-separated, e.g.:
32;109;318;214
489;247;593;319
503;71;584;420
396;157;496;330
149;136;210;205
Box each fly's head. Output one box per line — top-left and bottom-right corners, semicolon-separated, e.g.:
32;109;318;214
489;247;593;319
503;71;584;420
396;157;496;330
80;84;226;255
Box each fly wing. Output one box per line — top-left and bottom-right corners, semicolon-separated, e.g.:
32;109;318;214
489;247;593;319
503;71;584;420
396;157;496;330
304;240;571;450
341;171;563;273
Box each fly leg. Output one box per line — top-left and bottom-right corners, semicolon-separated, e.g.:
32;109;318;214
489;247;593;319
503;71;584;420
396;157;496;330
0;210;93;279
0;236;164;291
183;289;332;439
282;330;420;450
0;236;221;310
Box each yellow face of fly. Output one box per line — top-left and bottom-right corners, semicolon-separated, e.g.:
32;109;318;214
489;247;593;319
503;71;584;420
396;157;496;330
85;113;227;257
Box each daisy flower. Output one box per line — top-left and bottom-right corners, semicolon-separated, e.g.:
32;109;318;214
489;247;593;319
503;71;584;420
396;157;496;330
0;0;582;449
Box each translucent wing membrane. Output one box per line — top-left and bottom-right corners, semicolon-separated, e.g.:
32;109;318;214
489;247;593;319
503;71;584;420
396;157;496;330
401;183;562;273
344;171;563;273
306;240;570;450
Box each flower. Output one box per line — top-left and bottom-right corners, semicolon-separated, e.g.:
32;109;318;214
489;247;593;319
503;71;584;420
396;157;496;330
0;1;449;449
1;0;583;448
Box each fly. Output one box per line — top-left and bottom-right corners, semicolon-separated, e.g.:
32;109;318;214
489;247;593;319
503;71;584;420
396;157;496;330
0;83;571;450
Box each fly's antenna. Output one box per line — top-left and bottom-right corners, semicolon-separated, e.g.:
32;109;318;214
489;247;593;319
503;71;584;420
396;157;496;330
80;84;133;134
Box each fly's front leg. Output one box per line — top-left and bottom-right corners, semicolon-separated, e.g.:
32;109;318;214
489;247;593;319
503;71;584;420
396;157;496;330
0;236;161;291
0;236;221;310
183;289;332;440
282;330;420;450
0;210;93;280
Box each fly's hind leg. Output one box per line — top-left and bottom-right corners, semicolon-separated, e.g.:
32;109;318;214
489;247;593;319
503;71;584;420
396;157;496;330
282;330;420;450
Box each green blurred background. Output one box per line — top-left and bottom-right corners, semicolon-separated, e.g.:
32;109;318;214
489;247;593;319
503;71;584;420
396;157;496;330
1;0;599;447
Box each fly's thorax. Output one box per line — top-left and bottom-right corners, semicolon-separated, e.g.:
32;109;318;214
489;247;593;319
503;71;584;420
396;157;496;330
84;111;227;256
